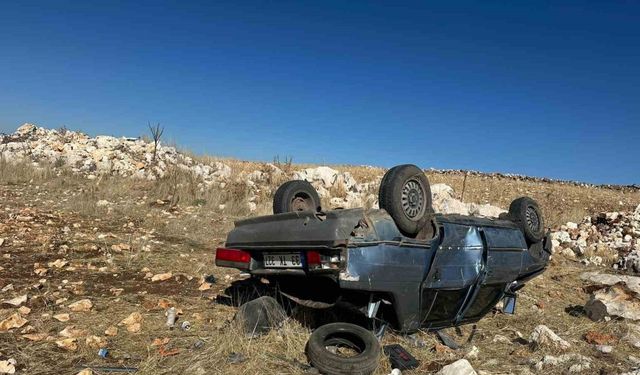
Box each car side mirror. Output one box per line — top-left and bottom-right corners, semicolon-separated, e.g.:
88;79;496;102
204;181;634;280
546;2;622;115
503;294;517;315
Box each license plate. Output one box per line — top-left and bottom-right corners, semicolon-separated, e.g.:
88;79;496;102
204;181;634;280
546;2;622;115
264;252;303;268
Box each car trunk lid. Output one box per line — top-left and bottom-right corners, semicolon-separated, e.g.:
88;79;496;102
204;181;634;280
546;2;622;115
224;208;366;250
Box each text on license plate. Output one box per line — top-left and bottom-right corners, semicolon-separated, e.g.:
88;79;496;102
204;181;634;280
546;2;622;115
264;253;303;268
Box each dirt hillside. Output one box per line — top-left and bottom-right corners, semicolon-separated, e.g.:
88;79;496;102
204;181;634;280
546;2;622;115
1;124;639;375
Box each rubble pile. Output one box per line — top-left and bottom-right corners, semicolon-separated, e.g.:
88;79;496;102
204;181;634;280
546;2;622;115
581;272;640;323
0;123;232;184
1;124;508;217
431;183;505;218
551;204;640;271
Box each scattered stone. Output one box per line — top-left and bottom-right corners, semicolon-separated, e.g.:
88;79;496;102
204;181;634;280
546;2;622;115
18;306;31;315
529;325;571;351
436;359;477;375
85;335;108;349
2;294;27;307
1;284;13;292
151;337;170;347
584;330;616;345
96;200;111;207
22;333;47;341
55;338;78;351
111;243;131;252
595;344;613;353
104;326;118;336
68;299;93;312
0;313;28;331
48;259;68;268
532;354;592;372
0;358;16;374
582;272;640;321
76;369;93;375
151;272;173;282
492;334;511;344
59;325;89;338
119;312;143;333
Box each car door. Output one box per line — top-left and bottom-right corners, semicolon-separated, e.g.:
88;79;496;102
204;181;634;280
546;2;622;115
419;222;485;328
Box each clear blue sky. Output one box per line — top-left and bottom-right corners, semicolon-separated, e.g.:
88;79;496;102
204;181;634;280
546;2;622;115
1;1;638;184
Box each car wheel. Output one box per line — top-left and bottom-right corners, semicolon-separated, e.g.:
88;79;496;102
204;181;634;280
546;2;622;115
508;197;545;243
378;164;433;236
273;180;322;214
306;322;381;375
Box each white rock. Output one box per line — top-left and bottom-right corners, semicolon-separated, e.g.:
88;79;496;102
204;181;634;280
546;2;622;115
551;231;572;244
16;123;36;135
533;354;591;372
2;294;27;307
582;272;640;321
0;358;16;374
436;359;477;375
529;325;571;351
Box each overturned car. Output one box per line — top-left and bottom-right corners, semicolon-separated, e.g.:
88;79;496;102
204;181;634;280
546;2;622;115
216;164;551;334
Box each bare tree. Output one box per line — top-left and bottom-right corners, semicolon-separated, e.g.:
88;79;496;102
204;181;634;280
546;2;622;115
148;122;165;163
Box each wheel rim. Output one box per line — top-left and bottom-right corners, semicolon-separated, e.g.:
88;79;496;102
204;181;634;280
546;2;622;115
290;193;313;211
525;205;540;232
401;178;425;220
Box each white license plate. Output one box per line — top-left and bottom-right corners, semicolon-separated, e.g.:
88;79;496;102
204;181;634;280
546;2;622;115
264;252;303;268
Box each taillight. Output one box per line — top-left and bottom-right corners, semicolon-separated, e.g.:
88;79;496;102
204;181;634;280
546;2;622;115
307;251;321;266
216;248;251;269
306;251;341;270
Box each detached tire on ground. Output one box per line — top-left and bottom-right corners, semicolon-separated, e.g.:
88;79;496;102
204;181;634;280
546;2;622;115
306;322;381;375
508;196;545;244
235;296;287;338
378;164;433;237
273;180;321;214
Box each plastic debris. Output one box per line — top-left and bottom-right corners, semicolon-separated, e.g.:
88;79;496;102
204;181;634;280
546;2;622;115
166;307;177;328
98;348;109;358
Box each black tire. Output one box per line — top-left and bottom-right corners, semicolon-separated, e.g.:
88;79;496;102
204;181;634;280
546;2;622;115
235;296;287;337
508;197;545;244
273;180;321;214
378;164;433;236
306;322;380;375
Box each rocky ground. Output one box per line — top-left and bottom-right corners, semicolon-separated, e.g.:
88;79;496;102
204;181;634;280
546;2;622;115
1;124;640;375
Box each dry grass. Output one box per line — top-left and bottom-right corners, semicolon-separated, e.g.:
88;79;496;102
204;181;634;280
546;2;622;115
1;159;640;374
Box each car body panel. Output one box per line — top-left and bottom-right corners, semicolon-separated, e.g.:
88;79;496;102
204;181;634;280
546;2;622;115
219;208;550;333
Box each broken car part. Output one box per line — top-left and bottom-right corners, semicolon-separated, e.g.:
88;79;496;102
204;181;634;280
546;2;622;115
383;344;419;370
234;296;287;337
436;330;461;350
306;322;381;375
